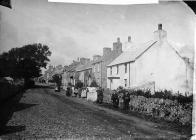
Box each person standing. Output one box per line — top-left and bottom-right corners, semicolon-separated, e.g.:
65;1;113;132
71;86;75;97
111;90;119;108
74;87;78;97
123;91;130;110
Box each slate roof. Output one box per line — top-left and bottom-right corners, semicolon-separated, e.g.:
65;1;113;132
92;57;104;64
75;61;93;72
66;61;80;72
108;40;157;67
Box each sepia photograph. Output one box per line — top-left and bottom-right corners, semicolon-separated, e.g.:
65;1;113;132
0;0;195;139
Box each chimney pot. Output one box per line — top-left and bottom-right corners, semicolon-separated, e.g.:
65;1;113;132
158;24;162;30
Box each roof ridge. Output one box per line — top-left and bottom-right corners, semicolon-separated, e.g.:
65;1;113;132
107;40;157;67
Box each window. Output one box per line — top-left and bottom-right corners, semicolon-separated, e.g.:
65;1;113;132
117;65;119;74
125;63;127;73
110;79;113;83
97;63;100;72
124;79;127;87
110;67;112;75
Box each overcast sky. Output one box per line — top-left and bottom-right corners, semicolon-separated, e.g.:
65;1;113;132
0;0;195;67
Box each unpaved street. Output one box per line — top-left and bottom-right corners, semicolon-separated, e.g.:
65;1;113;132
0;86;190;139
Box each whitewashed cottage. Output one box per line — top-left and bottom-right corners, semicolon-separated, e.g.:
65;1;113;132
107;24;193;95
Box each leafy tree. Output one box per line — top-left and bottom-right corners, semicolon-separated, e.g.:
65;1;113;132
51;74;62;91
90;80;98;87
75;80;83;88
51;74;62;85
0;43;51;85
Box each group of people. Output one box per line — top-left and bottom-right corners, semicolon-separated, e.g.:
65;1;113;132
66;86;89;98
111;90;131;110
65;86;104;104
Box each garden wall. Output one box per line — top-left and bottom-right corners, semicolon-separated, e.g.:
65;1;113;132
0;81;24;103
129;95;192;126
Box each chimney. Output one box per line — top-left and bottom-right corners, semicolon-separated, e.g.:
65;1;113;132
103;47;111;57
154;24;167;41
158;24;162;30
128;36;131;42
113;37;122;54
117;37;120;43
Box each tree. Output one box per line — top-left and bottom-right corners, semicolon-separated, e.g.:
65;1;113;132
51;74;62;91
51;74;62;84
0;43;51;85
90;80;98;87
75;80;83;89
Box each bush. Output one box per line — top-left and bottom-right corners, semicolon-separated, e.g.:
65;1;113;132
119;88;193;105
90;80;98;87
0;80;24;102
75;81;83;89
25;79;35;88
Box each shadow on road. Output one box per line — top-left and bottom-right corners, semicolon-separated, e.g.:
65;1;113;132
0;88;37;136
32;84;55;89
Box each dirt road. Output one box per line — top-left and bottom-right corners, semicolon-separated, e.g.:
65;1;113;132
0;86;190;139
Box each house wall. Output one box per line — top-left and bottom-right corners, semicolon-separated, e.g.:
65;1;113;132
78;71;85;83
92;62;102;86
85;69;93;87
101;61;107;89
77;69;93;87
136;41;193;95
107;40;193;95
93;38;123;89
62;72;68;89
107;62;131;90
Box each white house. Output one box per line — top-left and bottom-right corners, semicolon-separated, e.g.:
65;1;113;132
107;24;193;95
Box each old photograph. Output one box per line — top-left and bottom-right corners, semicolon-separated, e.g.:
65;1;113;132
0;0;195;139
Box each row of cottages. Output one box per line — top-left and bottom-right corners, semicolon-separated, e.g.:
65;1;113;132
75;58;93;87
62;60;81;87
44;65;64;83
75;38;123;88
107;24;193;95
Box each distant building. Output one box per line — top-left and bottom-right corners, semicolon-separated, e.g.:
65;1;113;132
44;65;64;83
62;57;91;88
92;37;123;89
75;61;93;87
107;24;193;95
62;60;80;87
43;65;54;83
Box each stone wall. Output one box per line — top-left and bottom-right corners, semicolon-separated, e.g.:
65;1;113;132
129;95;192;126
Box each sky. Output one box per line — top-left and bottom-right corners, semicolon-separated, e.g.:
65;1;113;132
0;0;195;68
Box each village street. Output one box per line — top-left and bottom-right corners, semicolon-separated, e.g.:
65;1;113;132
0;85;190;139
